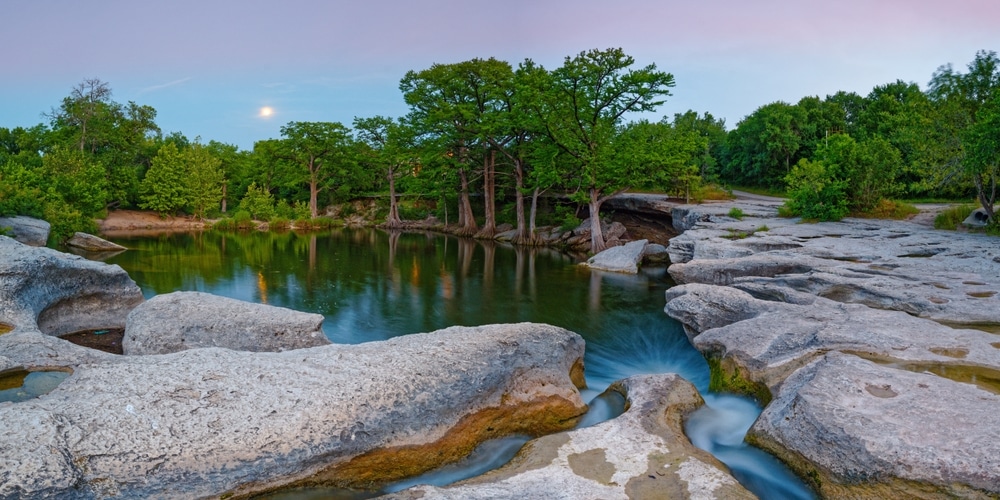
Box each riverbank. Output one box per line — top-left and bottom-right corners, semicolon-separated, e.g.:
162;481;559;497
662;202;1000;497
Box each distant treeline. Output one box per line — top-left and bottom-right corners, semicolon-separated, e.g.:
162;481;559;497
2;49;997;247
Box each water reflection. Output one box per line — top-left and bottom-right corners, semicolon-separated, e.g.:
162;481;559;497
105;230;812;498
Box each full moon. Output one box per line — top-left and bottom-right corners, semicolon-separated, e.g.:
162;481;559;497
259;106;274;118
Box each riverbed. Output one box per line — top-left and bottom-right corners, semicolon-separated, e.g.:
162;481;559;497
103;229;813;498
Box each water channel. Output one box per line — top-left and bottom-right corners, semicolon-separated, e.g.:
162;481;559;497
103;229;813;499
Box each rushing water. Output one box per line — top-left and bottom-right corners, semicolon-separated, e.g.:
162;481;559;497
104;229;813;499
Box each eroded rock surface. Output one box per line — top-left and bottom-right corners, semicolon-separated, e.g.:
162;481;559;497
384;374;753;500
750;353;1000;498
663;204;1000;498
0;323;587;499
0;215;50;246
666;213;1000;325
123;291;330;355
0;236;143;338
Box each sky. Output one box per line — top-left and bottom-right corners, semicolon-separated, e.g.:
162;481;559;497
2;0;998;150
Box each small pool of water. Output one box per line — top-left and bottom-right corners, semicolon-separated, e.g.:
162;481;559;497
0;369;71;403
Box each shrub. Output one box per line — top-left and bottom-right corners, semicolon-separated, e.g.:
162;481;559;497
233;210;254;230
294;217;313;230
934;204;977;230
268;216;291;230
863;199;919;220
783;158;849;222
213;218;236;231
238;182;275;221
727;207;744;220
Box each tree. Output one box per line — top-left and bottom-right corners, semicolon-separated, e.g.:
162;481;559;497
354;116;417;228
185;143;225;219
278;121;355;218
527;48;675;252
929;50;1000;222
47;78;115;153
720;101;805;188
139;143;189;214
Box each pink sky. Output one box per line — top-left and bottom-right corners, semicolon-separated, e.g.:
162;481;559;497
3;0;997;149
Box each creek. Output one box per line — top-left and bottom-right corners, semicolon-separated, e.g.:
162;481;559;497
104;229;813;499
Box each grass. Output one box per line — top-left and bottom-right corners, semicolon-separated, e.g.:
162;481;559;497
727;207;744;220
857;199;920;220
934;204;977;230
729;185;787;198
723;225;768;240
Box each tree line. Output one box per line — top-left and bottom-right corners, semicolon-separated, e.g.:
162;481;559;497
1;49;997;248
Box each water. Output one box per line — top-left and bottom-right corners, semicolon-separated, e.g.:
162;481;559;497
0;370;71;403
104;229;812;499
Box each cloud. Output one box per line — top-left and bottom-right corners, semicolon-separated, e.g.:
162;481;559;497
139;77;192;94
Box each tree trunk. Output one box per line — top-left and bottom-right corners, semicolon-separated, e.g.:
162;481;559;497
308;157;319;218
529;187;540;236
221;183;228;214
476;150;497;239
457;168;478;236
975;172;997;222
385;167;402;228
588;187;607;254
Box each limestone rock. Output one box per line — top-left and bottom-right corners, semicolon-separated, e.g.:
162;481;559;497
123;291;330;355
664;283;1000;392
665;213;1000;326
640;242;670;264
385;374;753;500
0;323;587;499
749;352;1000;498
583;239;647;274
0;215;50;246
0;236;143;337
66;232;127;252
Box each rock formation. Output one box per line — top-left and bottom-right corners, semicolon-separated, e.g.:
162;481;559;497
663;204;1000;497
66;232;128;252
385;374;753;500
123;291;330;355
583;239;648;274
0;215;50;246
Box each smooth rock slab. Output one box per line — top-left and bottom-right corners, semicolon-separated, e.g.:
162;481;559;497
0;236;143;337
0;215;50;246
749;352;1000;498
0;323;587;499
66;232;127;252
123;291;330;355
583;239;648;274
664;283;1000;392
384;374;753;500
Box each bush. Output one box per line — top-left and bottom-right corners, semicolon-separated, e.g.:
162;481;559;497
933;204;977;230
43;198;97;245
238;182;275;221
727;207;744;220
233;210;254;230
268;216;291;230
783;159;849;222
213;218;236;231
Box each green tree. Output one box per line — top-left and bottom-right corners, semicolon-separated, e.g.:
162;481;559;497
526;48;675;252
278;121;355;218
783;158;849;221
721;101;806;188
929;50;1000;222
40;147;108;217
140;143;189;214
354;116;417;228
185;143;225;219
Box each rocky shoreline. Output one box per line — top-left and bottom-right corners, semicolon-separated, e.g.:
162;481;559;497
663;201;1000;498
3;197;998;498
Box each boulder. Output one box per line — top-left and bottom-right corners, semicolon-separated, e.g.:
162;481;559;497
0;215;50;246
664;283;1000;393
0;323;587;499
640;242;670;264
0;236;143;338
583;239;647;274
123;291;330;355
66;232;127;252
749;352;1000;498
385;374;753;500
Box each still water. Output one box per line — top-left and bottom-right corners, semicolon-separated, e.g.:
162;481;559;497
105;229;813;499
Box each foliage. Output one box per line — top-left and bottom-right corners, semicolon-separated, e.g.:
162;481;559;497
783;158;849;221
727;207;744;220
933;204;978;230
232;210;254;230
139;143;189;214
238;182;276;221
862;199;920;220
185;143;225;219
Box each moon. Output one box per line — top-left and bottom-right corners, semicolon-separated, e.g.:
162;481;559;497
259;106;274;118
